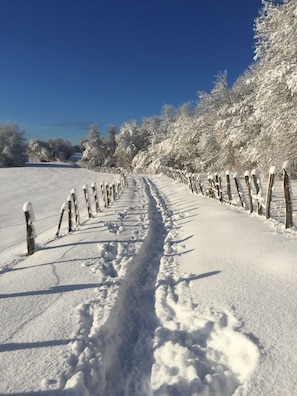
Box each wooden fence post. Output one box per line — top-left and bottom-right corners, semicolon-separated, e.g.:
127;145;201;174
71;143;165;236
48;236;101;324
67;195;72;232
266;166;276;220
244;171;253;213
121;176;125;192
215;173;223;202
233;173;247;208
118;180;122;197
123;170;127;186
197;175;204;195
91;182;100;214
23;202;35;255
251;169;263;215
226;171;232;204
71;188;80;226
55;202;66;237
100;182;107;207
192;174;199;195
83;184;92;219
218;175;223;202
112;182;116;202
105;183;110;207
188;174;194;193
283;161;293;228
208;175;214;198
117;181;121;198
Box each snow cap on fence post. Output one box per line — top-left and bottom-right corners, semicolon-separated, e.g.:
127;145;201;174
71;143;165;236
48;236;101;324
23;201;36;255
270;166;277;176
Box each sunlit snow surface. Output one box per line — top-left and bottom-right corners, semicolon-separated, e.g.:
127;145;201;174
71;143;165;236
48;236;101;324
0;163;297;395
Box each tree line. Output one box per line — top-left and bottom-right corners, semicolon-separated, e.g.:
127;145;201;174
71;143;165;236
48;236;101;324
0;122;118;167
114;0;297;176
2;0;297;175
0;122;78;166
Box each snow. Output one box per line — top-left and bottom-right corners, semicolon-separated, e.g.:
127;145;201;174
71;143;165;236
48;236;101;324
283;160;291;174
269;166;277;175
1;163;297;395
22;201;36;221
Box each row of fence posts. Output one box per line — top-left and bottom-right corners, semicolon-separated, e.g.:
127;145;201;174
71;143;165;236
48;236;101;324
163;160;293;229
23;171;127;255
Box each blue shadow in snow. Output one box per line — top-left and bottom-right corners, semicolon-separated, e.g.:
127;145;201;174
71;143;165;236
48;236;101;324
0;282;118;299
0;339;76;353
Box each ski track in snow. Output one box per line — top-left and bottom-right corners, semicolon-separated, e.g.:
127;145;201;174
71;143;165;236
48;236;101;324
60;176;259;396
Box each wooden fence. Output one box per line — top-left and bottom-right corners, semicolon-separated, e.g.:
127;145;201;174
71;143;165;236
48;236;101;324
162;161;294;229
23;168;127;255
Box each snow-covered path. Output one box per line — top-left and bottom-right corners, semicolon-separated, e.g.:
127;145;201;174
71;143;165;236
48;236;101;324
1;172;297;395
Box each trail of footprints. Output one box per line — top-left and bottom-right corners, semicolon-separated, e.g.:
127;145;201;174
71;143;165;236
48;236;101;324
59;177;259;395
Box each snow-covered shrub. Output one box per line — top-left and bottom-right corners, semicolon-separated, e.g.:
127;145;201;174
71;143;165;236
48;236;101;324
27;138;75;162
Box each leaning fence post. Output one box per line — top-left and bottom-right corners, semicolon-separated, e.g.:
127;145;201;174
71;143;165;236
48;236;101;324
266;166;276;220
188;174;194;193
23;202;35;255
244;171;253;213
83;184;92;219
283;161;293;228
233;173;247;208
55;202;66;237
215;173;223;202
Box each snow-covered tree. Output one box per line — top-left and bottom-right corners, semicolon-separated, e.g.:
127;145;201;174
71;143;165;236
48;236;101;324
27;140;51;162
0;123;27;166
80;124;107;167
115;120;151;168
96;0;297;175
47;138;74;161
27;138;75;162
106;125;117;155
253;0;297;169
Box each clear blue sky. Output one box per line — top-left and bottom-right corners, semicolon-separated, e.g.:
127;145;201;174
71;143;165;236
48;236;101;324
0;0;262;145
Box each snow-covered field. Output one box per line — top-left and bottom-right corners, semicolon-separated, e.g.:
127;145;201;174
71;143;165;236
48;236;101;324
0;164;297;396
